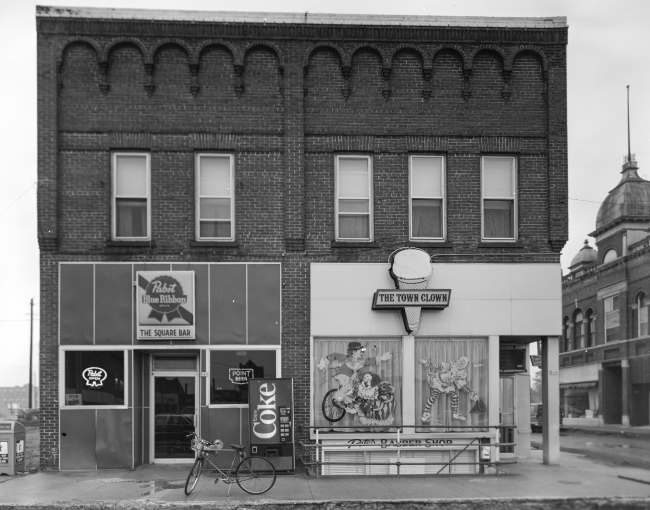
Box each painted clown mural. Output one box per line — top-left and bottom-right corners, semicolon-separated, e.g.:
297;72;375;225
314;339;401;428
415;338;489;431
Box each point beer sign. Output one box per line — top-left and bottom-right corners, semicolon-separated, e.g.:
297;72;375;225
136;271;195;340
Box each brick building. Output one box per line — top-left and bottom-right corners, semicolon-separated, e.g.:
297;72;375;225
561;156;650;428
37;7;568;473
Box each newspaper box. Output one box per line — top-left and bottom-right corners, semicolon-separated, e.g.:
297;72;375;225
0;421;26;475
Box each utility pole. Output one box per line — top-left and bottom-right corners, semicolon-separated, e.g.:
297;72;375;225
29;298;33;409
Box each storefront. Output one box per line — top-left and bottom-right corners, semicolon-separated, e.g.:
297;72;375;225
58;262;281;470
310;248;561;475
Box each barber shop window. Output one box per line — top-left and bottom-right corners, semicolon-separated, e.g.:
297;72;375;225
313;338;402;430
63;351;126;406
482;156;517;240
415;338;489;432
209;350;277;405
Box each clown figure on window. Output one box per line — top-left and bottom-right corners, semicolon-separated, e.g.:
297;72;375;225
419;356;479;422
318;342;395;425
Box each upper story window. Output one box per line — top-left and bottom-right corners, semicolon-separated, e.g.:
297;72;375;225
638;293;648;337
409;155;445;240
573;310;584;349
196;154;234;241
562;316;571;352
112;153;150;240
602;249;617;264
604;295;620;342
335;155;372;241
586;309;595;347
482;156;516;240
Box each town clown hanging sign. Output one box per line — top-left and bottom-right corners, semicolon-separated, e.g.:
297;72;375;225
372;248;451;335
136;271;195;340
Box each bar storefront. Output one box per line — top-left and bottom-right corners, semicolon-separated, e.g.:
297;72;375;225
58;262;281;470
309;248;561;475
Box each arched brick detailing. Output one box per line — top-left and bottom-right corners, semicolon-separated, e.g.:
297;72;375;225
242;41;285;72
102;37;147;66
193;39;237;66
57;37;102;71
431;45;469;70
507;46;548;73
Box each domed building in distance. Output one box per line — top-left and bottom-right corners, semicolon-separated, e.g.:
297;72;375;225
561;156;650;428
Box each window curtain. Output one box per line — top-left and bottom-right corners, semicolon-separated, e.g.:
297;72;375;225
415;338;489;432
412;199;441;238
117;199;147;238
314;338;402;432
484;201;513;238
339;215;369;239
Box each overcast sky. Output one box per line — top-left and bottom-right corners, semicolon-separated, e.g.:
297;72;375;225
0;0;649;390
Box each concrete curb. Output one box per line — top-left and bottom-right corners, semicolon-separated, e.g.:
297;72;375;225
3;498;650;510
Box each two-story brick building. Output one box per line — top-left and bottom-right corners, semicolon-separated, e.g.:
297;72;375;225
37;6;568;474
561;156;650;428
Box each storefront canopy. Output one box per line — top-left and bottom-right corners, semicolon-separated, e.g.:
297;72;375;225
560;382;597;389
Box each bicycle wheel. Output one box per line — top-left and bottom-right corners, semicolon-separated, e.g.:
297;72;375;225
184;457;204;495
235;456;276;495
322;388;346;422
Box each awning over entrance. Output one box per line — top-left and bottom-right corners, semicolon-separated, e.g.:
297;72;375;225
560;381;597;389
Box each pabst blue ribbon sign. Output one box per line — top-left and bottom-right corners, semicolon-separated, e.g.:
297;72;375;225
83;367;107;387
136;271;195;340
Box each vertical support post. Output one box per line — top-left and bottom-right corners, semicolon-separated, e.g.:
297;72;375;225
488;336;499;457
621;359;630;427
542;336;560;465
29;298;34;409
597;368;604;425
402;335;415;426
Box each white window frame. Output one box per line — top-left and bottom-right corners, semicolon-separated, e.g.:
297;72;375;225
409;155;446;241
481;156;517;241
335;155;373;242
111;152;151;240
195;153;235;241
59;347;129;409
602;249;617;264
638;293;648;337
604;295;620;343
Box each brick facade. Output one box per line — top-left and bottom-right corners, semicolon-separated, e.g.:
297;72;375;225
37;8;568;470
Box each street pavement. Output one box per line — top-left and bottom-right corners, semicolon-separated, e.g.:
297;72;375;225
0;447;649;508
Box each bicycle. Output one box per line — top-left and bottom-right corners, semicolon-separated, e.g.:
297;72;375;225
184;432;276;496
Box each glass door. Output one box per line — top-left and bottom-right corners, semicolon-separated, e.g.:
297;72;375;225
152;374;197;461
499;376;516;455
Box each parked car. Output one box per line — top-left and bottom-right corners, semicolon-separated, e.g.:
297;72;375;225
11;408;39;422
530;403;566;432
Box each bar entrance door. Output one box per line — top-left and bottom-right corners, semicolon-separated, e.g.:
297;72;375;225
150;355;199;463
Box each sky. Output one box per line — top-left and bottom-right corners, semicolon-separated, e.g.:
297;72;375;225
0;0;649;390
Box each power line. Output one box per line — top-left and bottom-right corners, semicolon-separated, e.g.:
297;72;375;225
0;184;36;216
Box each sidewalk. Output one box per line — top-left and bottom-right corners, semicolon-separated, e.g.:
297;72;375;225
0;450;649;509
562;422;650;437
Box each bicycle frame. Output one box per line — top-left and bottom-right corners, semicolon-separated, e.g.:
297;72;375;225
198;449;243;496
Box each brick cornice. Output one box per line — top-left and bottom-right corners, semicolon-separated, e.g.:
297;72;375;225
38;18;568;46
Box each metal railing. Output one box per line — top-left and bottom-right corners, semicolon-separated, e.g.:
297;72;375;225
298;425;516;478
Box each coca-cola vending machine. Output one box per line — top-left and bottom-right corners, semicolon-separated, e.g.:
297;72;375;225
248;378;295;472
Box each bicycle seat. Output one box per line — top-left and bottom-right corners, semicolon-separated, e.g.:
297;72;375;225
230;444;246;451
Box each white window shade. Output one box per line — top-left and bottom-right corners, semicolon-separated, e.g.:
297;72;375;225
338;159;369;197
116;155;147;196
411;157;442;197
200;157;231;196
483;158;514;198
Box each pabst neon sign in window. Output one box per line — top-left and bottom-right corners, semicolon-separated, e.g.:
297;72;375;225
136;271;195;340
